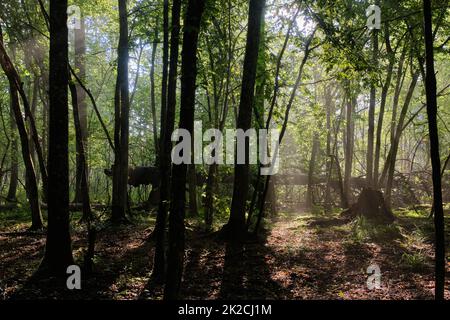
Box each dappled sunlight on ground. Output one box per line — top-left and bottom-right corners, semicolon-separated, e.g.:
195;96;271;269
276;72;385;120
0;208;448;300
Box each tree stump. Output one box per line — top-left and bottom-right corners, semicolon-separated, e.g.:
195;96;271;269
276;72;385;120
342;188;395;223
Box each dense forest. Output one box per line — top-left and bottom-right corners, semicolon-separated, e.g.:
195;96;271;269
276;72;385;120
0;0;448;301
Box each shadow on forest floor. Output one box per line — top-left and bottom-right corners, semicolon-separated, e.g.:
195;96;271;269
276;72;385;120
1;208;449;300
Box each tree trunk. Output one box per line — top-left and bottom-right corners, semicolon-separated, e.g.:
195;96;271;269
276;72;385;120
223;0;265;240
379;45;407;187
39;0;74;275
74;17;88;204
253;27;315;235
164;0;205;300
111;0;130;223
152;0;182;281
343;88;355;208
9;83;43;230
374;22;394;187
366;21;378;187
69;79;91;221
385;72;419;208
0;34;48;202
159;0;169;162
188;163;198;217
306;133;319;208
6;88;18;203
324;88;333;212
150;25;159;165
423;0;445;300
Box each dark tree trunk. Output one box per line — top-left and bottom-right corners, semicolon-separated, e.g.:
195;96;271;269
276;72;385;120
111;0;130;223
147;26;160;207
9;84;43;230
0;35;48;202
6;91;18;203
152;0;182;281
164;0;205;300
379;45;407;187
39;0;74;275
159;0;169;161
204;0;235;229
343;89;355;208
0;21;43;225
224;0;265;240
74;17;88;204
150;26;159;165
423;0;445;300
374;22;394;187
27;77;39;191
366;22;378;187
342;188;394;223
204;163;216;229
384;72;419;208
69;79;91;221
253;27;315;235
188;163;198;217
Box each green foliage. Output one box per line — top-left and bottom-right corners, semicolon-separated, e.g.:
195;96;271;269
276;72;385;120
348;216;401;243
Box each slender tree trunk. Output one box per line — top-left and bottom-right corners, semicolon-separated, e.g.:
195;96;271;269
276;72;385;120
324;88;333;212
204;163;217;229
254;28;316;234
27;77;39;187
343;89;355;208
423;0;445;300
379;45;407;186
164;0;205;300
188;162;198;217
204;0;235;229
112;0;130;223
159;0;169;162
385;72;419;208
374;22;394;187
0;34;48;202
9;83;43;230
6;90;18;203
74;17;88;204
39;0;74;275
150;26;159;165
152;0;182;281
69;79;91;221
306;133;319;208
366;22;378;187
224;0;265;240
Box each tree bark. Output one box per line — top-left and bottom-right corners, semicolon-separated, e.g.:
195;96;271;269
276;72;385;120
343;87;355;208
69;79;91;221
74;17;88;204
384;72;419;208
152;0;182;281
306;133;320;208
6;88;18;203
8;83;43;230
373;22;394;187
150;26;159;165
111;0;130;223
324;87;334;212
366;19;378;187
164;0;205;300
39;0;74;275
224;0;265;240
159;0;169;162
188;163;198;217
423;0;445;300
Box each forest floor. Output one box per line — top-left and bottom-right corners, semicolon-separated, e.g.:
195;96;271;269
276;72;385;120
0;206;449;300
